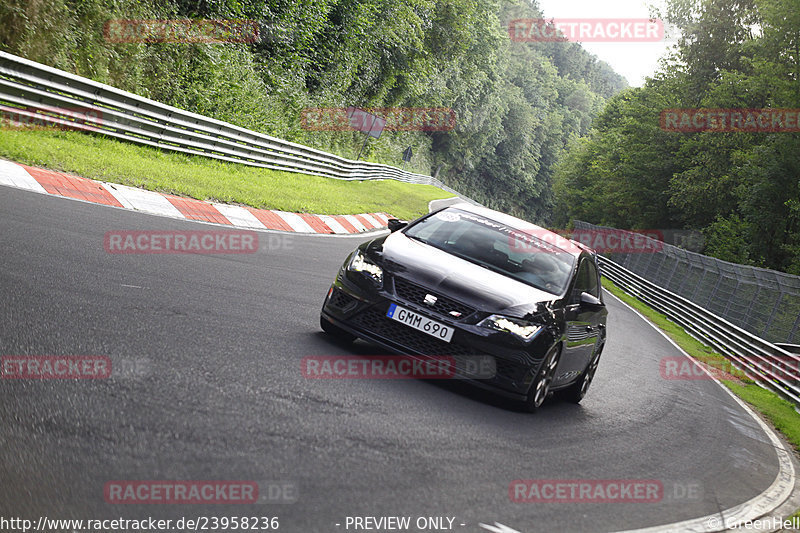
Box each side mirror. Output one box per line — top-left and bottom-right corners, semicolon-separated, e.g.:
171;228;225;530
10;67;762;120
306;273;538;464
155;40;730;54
387;218;408;232
580;292;604;310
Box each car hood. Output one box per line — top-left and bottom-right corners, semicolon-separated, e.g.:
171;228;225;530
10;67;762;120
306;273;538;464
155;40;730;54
370;232;559;318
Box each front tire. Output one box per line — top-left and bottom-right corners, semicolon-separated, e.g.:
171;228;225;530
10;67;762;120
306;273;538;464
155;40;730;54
320;315;356;343
561;346;603;404
522;344;561;412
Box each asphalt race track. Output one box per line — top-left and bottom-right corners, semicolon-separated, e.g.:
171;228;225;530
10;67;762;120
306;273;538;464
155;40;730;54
0;185;789;532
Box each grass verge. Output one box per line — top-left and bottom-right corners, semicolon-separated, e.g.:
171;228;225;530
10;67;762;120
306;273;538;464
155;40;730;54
0;127;455;220
602;277;800;454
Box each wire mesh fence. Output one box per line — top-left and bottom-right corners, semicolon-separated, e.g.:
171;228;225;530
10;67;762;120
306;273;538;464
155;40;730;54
574;220;800;344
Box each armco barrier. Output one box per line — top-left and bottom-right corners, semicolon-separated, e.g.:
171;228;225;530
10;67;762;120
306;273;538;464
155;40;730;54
599;256;800;405
0;51;472;202
574;220;800;344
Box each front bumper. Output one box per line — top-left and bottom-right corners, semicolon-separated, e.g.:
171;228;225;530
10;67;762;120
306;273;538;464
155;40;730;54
321;273;553;401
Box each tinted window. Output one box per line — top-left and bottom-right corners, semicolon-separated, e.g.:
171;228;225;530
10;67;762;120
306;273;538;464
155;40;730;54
571;258;600;302
404;208;576;294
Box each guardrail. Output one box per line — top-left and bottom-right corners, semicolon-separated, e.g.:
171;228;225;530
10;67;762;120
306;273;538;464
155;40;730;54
573;220;800;345
776;344;800;356
0;51;471;201
599;256;800;405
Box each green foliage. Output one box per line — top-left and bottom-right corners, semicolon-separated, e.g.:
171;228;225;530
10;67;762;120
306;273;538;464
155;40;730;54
553;82;683;229
0;127;452;219
703;214;756;265
553;0;800;273
0;0;626;223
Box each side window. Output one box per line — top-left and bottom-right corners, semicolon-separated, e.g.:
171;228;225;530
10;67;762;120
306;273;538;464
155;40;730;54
571;258;600;302
584;259;599;297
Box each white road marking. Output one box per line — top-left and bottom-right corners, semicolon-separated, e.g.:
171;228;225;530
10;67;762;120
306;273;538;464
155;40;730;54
371;212;390;224
318;215;350;234
0;160;47;193
479;523;523;533
102;182;184;218
607;291;797;533
211;204;267;229
360;213;382;228
273;211;315;233
343;214;367;232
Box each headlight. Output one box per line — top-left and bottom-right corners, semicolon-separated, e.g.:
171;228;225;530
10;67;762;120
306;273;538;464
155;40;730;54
479;315;542;340
348;250;383;285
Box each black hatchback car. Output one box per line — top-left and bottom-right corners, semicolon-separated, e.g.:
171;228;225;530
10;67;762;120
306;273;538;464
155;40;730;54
320;203;607;411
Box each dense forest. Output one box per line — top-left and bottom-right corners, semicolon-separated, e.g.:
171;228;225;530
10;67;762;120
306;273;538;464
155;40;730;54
553;0;800;274
0;0;625;222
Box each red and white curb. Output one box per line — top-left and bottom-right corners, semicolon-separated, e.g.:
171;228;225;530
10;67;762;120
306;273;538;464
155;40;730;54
0;159;392;234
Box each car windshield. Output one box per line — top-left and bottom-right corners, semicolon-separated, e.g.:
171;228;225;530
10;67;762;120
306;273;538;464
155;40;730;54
404;208;576;294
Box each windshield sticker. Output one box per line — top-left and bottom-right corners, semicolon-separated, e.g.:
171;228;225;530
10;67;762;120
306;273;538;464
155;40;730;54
434;210;462;223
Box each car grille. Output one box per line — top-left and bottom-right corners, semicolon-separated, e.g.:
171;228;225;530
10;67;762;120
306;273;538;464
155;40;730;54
350;307;530;383
351;308;476;356
392;277;475;320
328;288;358;312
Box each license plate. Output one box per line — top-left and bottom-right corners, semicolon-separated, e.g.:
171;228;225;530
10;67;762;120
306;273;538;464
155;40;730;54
386;304;454;343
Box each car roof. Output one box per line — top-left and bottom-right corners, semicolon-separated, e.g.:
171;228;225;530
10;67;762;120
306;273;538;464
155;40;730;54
437;202;592;258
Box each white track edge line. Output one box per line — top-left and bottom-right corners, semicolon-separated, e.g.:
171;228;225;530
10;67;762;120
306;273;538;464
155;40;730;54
606;291;797;533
